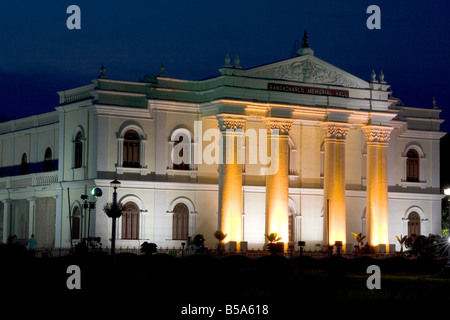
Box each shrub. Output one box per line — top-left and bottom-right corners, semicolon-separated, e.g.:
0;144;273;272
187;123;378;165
140;242;158;255
404;234;441;259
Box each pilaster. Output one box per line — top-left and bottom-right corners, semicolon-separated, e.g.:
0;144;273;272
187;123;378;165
263;119;292;247
1;199;11;243
362;125;393;248
321;122;350;247
217;115;247;249
27;197;37;237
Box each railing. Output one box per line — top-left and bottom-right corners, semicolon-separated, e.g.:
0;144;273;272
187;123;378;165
0;170;58;189
29;246;397;259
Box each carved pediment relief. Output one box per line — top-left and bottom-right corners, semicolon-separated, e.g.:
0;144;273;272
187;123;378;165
244;55;369;89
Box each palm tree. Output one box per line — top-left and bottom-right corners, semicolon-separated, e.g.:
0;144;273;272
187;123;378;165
265;233;283;255
351;232;366;250
265;233;282;243
214;230;227;255
395;234;407;253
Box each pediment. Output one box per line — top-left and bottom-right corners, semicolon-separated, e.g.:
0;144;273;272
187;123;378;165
244;54;370;89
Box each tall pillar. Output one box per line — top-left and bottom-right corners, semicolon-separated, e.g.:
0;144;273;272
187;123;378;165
2;199;11;243
217;115;246;249
27;197;37;238
362;125;393;248
321;123;350;247
264;119;292;247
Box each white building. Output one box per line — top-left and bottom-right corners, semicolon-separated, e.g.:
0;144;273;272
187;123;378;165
0;36;445;252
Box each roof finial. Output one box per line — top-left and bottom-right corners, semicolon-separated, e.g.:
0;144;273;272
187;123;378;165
432;96;437;109
370;69;377;82
234;55;242;69
301;30;309;48
379;70;385;83
158;64;166;77
296;30;314;56
224;54;231;67
98;64;107;79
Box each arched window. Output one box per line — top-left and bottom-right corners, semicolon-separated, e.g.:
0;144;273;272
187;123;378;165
71;206;81;240
408;211;420;236
20;153;28;175
43;147;53;172
170;128;192;170
123;130;140;168
122;202;139;240
172;203;189;240
173;135;190;170
74;131;83;169
406;149;419;182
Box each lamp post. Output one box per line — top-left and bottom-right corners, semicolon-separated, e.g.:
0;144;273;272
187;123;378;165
298;241;305;257
81;195;94;238
81;187;102;239
105;179;121;256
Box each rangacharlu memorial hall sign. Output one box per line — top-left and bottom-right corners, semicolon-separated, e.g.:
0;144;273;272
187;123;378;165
268;83;349;98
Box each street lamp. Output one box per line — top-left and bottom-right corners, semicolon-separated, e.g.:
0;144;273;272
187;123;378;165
81;187;103;239
81;194;95;238
298;241;305;257
104;179;122;256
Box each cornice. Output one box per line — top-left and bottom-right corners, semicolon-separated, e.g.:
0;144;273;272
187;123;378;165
398;129;446;140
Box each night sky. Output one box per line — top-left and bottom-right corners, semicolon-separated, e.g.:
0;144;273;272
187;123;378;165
0;0;449;132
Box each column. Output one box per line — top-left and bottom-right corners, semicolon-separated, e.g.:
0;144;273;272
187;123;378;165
140;139;147;175
321;122;350;247
362;125;393;248
27;197;37;238
117;137;124;174
217;115;246;249
264;119;292;248
2;199;11;243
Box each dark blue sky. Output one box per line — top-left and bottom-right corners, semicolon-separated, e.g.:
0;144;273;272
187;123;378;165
0;0;449;131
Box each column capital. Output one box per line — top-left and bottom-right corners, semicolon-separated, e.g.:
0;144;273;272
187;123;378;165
216;115;247;131
27;197;37;203
321;122;351;140
362;125;393;143
263;118;293;135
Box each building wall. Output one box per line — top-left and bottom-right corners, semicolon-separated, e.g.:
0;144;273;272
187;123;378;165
0;78;444;252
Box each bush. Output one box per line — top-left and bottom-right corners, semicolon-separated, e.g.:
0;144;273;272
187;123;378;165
404;234;441;259
140;242;158;255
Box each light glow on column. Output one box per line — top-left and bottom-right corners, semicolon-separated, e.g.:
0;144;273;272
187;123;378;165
363;125;393;249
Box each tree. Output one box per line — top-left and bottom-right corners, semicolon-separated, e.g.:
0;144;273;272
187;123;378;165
395;234;407;253
404;234;441;259
351;232;366;250
265;233;284;255
140;242;158;255
214;230;227;255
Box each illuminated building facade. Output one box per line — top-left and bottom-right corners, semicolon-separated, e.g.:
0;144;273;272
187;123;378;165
0;36;445;252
